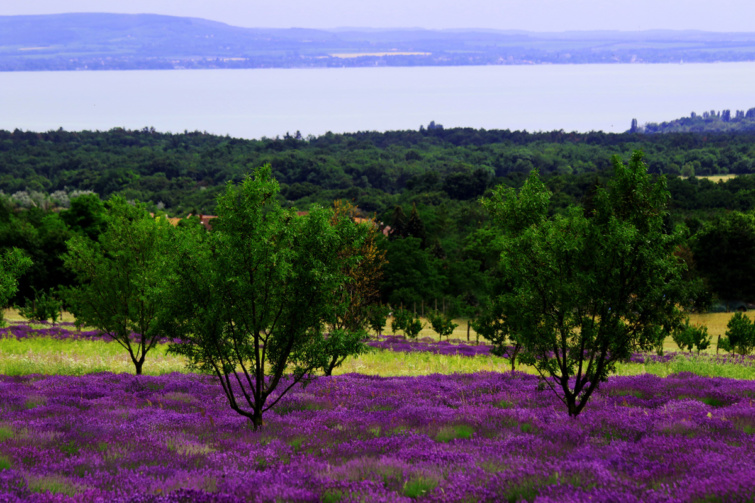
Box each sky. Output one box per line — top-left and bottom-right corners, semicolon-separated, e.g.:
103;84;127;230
1;0;755;32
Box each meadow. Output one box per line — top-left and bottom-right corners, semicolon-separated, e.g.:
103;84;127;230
0;312;754;501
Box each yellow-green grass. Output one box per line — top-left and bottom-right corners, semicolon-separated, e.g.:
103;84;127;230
2;308;78;325
0;337;189;376
3;336;754;380
679;174;737;183
334;349;524;376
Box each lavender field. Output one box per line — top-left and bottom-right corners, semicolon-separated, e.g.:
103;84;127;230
1;323;755;501
0;370;754;502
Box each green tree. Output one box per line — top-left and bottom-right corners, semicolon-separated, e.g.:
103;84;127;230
62;197;175;375
165;165;366;430
428;311;458;340
60;193;106;241
720;312;755;355
484;152;689;417
18;288;62;325
472;297;522;372
322;201;386;376
365;304;390;336
672;318;711;355
0;248;32;325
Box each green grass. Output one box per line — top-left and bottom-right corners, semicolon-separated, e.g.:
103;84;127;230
616;355;755;380
435;424;475;443
403;477;438;498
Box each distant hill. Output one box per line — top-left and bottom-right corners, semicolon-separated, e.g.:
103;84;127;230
636;108;755;133
4;13;755;71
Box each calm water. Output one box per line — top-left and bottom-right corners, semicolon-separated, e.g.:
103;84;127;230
2;63;754;139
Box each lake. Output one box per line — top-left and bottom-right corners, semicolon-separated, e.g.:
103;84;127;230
1;63;754;139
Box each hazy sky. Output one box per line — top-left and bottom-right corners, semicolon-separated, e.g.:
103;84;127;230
2;0;755;32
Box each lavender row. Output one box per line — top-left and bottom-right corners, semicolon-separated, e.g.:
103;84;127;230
0;323;179;345
0;371;754;501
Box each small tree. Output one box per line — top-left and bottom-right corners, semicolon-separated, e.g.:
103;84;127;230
472;298;522;372
428;310;458;340
63;197;175;375
389;308;424;338
366;304;390;337
19;289;62;325
484;151;690;417
165;165;366;430
404;316;424;339
672;318;711;355
0;249;32;326
720;312;755;355
391;308;412;335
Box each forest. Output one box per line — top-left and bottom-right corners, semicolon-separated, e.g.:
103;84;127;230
3;125;755;313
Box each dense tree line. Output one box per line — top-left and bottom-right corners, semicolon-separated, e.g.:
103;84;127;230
4;127;755;313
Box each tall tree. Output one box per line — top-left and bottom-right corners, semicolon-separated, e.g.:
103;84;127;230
485;152;690;417
323;201;386;376
0;248;32;325
405;203;427;247
63;197;175;375
165;165;367;430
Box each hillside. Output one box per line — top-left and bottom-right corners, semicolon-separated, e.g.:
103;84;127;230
3;13;755;70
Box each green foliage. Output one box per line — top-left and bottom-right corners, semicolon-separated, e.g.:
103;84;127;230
428;311;458;339
60;194;106;241
390;308;412;335
720;312;755;355
381;237;446;308
164;165;367;429
404;317;424;339
692;211;755;302
365;304;390;336
485;151;690;417
0;248;32;325
472;298;522;372
62;197;176;375
18;289;62;325
390;308;423;338
321;329;368;377
672;319;711;355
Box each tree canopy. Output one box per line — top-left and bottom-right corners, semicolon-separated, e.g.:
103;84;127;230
165;165;368;429
485;151;690;416
62;197;176;375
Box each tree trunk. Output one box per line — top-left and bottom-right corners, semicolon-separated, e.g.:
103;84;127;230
251;411;263;431
467;320;470;342
134;360;143;375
